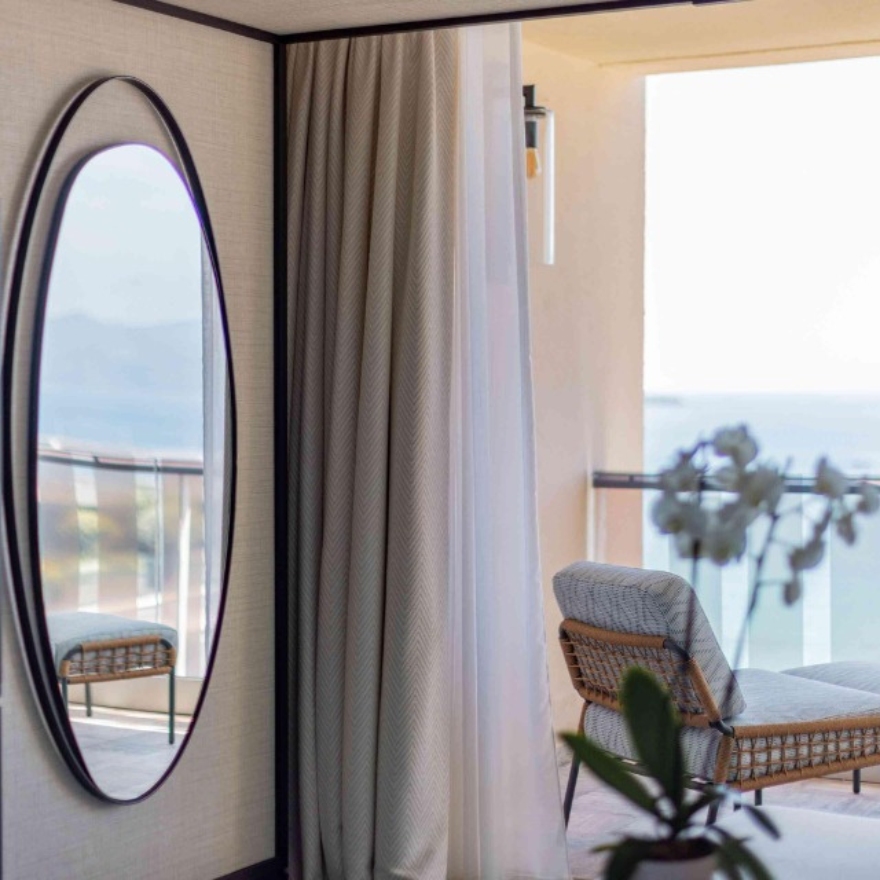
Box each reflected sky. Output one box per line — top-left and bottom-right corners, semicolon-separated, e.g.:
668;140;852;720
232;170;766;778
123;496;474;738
48;144;203;327
39;145;206;457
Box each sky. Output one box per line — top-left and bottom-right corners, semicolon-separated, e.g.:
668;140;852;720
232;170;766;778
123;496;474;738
645;55;880;396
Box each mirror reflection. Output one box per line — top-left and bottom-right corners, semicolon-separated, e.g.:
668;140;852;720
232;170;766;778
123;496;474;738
36;144;230;800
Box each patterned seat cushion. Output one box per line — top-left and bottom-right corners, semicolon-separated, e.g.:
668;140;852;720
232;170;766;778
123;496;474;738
783;661;880;696
554;561;745;717
583;668;880;785
46;612;178;673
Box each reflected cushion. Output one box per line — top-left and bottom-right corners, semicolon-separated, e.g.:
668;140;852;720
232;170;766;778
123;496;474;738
46;611;178;673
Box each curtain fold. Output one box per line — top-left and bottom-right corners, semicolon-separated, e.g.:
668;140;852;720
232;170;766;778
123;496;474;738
287;32;457;880
448;24;571;880
288;24;570;880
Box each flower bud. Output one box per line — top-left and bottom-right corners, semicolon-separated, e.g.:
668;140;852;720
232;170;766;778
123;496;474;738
815;457;848;500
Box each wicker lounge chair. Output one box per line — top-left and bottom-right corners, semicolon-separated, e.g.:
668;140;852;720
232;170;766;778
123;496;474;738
556;562;880;825
47;612;178;744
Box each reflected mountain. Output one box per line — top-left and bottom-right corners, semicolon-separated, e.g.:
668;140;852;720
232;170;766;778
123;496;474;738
38;313;203;457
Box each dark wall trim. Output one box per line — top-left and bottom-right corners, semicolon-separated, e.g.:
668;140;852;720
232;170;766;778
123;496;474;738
282;0;734;44
113;0;739;45
272;42;291;880
112;0;280;43
216;858;284;880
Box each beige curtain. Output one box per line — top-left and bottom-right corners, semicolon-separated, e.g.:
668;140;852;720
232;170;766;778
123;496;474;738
287;32;457;880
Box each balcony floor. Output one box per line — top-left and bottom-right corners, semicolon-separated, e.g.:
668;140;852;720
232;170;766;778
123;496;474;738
560;753;880;880
69;704;191;800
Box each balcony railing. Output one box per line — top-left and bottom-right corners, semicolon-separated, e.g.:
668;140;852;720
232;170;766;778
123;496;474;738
37;447;210;679
593;471;880;672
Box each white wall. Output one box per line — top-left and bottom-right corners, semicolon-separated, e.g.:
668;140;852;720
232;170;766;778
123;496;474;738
522;38;646;733
0;2;275;877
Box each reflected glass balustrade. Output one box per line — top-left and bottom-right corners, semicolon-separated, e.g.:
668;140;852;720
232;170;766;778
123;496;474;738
37;448;209;679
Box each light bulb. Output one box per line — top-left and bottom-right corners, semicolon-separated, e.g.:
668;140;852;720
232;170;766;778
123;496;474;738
526;147;541;180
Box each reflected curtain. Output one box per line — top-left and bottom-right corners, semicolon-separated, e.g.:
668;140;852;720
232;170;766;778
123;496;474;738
448;24;570;880
287;32;457;880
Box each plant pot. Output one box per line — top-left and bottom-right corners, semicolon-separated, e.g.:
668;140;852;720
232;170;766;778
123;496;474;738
631;853;716;880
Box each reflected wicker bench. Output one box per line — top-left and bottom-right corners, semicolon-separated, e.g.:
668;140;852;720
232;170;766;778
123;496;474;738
555;562;880;825
47;612;178;744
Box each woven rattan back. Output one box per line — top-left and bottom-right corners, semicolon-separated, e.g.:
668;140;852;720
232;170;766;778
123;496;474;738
559;618;723;728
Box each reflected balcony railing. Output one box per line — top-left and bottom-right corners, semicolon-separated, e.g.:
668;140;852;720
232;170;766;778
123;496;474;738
593;471;880;672
37;447;210;679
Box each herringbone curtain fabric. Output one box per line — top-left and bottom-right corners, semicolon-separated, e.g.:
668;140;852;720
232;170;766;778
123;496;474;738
287;32;457;880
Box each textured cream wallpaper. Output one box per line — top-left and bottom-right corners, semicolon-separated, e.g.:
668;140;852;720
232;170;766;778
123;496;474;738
522;39;645;735
0;2;275;878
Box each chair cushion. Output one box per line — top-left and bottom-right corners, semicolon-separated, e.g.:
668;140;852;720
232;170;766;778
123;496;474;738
46;612;178;673
783;661;880;696
583;668;880;784
554;561;745;717
584;702;723;780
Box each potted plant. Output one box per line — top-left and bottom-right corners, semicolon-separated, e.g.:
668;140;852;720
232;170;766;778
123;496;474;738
564;667;778;880
565;425;880;879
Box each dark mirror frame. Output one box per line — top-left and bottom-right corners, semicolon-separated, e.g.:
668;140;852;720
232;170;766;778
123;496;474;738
2;76;238;804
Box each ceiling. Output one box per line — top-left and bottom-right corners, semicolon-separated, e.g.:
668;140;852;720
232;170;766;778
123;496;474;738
131;0;697;39
522;0;880;67
121;0;880;58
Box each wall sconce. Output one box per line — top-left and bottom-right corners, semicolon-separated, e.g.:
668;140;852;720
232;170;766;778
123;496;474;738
524;84;555;266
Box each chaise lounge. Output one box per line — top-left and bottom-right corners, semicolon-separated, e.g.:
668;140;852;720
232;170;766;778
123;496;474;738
556;561;880;824
47;611;178;745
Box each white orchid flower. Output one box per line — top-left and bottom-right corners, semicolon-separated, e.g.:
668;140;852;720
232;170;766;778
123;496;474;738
789;538;825;572
651;494;687;535
784;577;802;606
659;453;702;493
836;512;857;546
701;516;747;565
739;466;785;509
815;457;848;500
857;482;880;515
712;425;758;468
674;531;700;560
713;464;741;492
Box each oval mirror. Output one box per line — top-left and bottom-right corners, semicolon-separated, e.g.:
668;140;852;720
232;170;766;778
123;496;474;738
27;143;234;801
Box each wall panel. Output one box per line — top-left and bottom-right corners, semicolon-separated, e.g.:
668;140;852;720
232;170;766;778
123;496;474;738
0;2;274;877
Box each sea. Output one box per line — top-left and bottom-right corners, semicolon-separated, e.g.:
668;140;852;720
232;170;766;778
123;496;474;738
645;393;880;477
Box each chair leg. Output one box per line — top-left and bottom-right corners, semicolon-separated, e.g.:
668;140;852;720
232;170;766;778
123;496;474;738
755;789;763;807
854;769;861;795
169;669;176;745
85;682;92;717
706;801;720;826
563;754;580;828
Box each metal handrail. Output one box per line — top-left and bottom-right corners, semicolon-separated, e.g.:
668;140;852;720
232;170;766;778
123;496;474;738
38;447;203;476
593;471;880;495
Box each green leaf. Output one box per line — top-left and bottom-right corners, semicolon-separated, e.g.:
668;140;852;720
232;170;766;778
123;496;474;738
620;667;685;808
715;834;775;880
742;805;780;840
714;843;746;880
562;733;660;817
604;838;655;880
679;789;724;824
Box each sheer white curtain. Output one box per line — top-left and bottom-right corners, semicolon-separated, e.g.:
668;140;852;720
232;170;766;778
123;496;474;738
448;23;571;880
